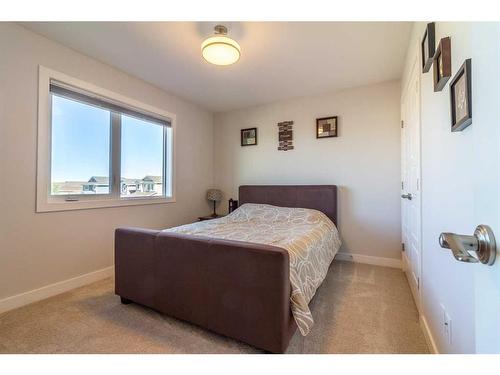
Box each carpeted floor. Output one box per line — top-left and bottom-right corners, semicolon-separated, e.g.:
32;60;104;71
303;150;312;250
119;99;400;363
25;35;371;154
0;261;429;354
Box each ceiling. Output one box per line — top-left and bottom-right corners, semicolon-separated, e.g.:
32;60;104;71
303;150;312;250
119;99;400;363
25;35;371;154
22;22;412;112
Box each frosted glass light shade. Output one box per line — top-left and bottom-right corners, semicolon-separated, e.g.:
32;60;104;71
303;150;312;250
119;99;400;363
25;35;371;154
201;35;241;66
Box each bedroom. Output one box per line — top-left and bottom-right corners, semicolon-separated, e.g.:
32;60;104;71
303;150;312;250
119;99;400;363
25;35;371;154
1;0;500;372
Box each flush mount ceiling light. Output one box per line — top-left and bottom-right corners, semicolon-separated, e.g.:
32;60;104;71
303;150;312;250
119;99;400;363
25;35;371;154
201;25;241;66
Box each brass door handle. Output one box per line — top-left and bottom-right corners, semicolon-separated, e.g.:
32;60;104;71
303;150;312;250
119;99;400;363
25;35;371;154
439;225;496;265
401;193;413;200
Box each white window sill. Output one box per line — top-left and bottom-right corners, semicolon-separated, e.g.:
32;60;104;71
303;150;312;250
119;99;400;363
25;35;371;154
36;196;176;213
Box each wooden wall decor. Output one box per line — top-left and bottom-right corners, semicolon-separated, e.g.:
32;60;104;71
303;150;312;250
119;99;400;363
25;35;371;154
277;121;294;151
433;37;452;92
421;22;436;73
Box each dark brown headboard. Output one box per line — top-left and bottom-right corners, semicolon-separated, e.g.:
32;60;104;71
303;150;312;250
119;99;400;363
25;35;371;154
238;185;337;225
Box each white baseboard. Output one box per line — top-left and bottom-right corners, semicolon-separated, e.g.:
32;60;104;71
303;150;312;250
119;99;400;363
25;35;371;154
0;266;114;314
334;252;402;269
420;314;439;354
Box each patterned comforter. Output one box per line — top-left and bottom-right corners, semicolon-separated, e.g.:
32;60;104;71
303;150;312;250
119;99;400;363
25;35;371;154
163;203;341;336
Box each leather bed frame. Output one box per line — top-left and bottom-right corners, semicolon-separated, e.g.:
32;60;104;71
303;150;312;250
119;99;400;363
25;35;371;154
115;185;337;353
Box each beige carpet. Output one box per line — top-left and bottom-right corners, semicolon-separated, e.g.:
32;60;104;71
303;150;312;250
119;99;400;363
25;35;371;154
0;261;429;354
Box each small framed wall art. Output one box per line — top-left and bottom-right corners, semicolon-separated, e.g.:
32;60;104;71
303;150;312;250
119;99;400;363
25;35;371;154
241;127;257;146
433;37;452;92
449;59;472;132
421;22;435;73
316;116;338;138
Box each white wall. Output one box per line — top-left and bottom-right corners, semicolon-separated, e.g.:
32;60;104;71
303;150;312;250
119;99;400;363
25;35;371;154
0;23;214;303
401;22;500;353
214;81;402;260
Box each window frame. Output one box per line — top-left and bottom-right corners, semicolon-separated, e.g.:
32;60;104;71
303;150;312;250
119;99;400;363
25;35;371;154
36;66;176;212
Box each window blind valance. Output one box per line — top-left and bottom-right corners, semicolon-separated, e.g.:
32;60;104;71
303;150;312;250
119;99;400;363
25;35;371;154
50;80;171;127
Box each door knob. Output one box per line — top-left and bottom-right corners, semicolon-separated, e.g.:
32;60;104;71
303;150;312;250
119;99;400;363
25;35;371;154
439;225;496;265
401;193;413;200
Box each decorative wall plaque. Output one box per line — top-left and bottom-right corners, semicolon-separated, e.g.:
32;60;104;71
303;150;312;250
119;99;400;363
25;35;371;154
450;59;472;132
316;116;338;138
277;121;294;151
241;127;257;146
421;22;436;73
433;37;452;92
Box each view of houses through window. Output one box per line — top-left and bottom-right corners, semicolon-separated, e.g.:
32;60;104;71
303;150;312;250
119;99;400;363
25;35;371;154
50;87;167;198
52;175;163;196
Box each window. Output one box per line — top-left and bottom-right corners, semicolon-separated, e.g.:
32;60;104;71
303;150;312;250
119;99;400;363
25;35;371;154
51;95;111;195
120;115;165;198
37;66;175;212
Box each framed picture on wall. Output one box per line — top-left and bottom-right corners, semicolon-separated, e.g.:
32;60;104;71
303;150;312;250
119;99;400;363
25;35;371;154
450;59;472;132
421;22;435;73
433;37;452;92
241;127;257;146
316;116;338;138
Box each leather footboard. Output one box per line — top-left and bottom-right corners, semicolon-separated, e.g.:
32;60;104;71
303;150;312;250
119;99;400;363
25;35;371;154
115;227;297;353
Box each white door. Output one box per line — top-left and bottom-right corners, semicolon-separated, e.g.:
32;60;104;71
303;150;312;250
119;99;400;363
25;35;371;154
470;23;500;353
401;56;422;309
434;23;500;353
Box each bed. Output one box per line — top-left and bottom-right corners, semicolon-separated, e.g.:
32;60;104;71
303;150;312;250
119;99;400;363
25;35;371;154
115;185;340;353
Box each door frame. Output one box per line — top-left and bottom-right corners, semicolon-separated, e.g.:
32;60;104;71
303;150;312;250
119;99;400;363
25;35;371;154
401;49;423;312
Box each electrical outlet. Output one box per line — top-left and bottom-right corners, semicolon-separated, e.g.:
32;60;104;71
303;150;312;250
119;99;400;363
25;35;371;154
440;303;453;346
444;312;452;345
440;303;446;333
